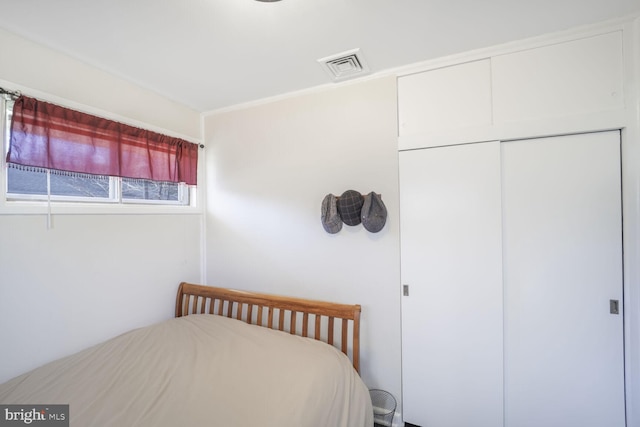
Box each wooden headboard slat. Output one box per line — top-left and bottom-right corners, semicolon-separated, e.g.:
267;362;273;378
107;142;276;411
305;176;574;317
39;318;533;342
247;304;254;324
257;306;264;326
267;308;274;329
175;282;362;373
226;301;233;318
278;310;285;332
302;313;309;338
290;311;297;335
328;317;335;345
342;320;348;352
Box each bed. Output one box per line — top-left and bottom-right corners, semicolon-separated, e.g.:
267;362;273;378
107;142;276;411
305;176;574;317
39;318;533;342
0;282;373;426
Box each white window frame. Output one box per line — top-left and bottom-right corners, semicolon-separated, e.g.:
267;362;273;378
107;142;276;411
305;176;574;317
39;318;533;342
0;95;203;215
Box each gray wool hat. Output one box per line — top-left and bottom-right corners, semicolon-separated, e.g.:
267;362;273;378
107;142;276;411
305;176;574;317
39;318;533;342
361;192;387;233
337;190;364;226
321;194;342;234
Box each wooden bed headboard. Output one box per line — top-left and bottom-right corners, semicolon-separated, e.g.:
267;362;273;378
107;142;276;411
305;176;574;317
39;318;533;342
175;282;362;373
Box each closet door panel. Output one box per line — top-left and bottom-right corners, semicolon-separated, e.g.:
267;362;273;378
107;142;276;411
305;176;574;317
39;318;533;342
400;141;503;427
492;31;624;124
502;131;625;427
398;60;492;138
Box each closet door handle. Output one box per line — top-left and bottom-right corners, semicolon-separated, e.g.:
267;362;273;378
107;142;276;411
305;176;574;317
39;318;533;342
609;299;619;315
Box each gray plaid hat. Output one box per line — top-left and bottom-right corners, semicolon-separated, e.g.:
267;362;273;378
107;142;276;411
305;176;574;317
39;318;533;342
337;190;364;226
361;192;387;233
321;194;342;234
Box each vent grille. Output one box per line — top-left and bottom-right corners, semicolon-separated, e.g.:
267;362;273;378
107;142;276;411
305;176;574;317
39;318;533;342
317;48;370;81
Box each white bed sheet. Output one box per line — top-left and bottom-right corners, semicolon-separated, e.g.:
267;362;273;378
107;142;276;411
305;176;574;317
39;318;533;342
0;314;373;427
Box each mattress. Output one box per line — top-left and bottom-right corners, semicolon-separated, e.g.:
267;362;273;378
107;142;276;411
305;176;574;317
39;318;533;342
0;314;373;426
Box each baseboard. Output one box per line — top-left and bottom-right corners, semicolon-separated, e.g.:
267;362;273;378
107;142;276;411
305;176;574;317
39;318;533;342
392;411;403;427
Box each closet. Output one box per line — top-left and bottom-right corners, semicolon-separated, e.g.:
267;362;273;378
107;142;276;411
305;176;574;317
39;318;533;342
399;132;625;427
398;29;627;427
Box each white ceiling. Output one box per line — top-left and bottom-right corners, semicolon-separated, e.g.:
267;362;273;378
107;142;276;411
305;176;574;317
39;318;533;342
0;0;637;112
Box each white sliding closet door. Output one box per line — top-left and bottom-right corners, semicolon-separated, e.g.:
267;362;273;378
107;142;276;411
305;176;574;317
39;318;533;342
502;131;625;427
400;142;504;427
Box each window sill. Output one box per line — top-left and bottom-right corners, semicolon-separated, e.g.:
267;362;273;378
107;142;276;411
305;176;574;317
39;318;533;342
0;200;204;216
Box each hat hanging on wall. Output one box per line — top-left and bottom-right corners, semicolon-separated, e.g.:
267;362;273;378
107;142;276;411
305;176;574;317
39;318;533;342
321;190;387;234
337;190;364;226
321;194;342;234
361;192;387;233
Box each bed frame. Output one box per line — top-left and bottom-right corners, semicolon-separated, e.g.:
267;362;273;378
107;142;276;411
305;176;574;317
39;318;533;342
175;282;362;373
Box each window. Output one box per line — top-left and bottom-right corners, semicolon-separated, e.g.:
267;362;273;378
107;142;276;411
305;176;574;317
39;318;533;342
2;95;198;207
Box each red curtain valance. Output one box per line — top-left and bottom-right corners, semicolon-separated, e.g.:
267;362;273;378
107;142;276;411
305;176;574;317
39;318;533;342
6;96;198;185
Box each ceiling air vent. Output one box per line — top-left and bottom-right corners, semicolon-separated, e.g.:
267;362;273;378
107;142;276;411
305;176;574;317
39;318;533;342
317;48;370;82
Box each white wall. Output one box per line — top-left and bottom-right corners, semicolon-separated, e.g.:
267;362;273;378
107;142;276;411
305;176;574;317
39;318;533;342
203;77;402;410
0;214;202;382
0;27;200;140
0;29;204;383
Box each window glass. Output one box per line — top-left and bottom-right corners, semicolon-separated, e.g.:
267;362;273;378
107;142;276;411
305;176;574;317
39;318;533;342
7;167;111;198
122;178;181;202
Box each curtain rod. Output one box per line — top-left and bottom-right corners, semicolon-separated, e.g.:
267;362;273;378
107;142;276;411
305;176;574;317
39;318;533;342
0;86;21;99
